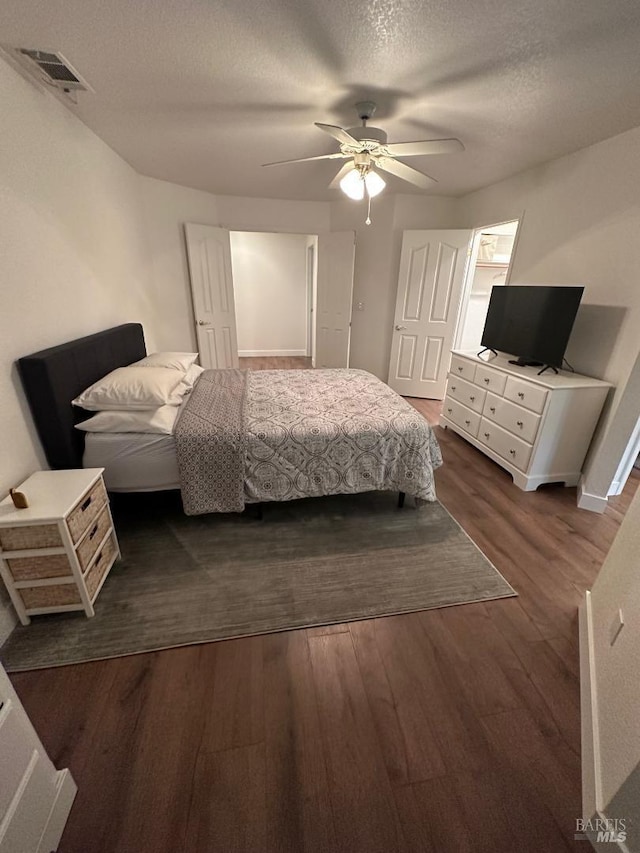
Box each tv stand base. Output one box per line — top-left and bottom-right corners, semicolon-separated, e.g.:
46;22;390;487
507;357;558;376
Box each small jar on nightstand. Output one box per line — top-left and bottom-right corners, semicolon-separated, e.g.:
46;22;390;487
0;468;120;625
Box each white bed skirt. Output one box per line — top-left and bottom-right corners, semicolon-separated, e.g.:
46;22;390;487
83;433;180;492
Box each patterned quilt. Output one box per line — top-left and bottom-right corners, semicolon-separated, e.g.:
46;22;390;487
175;368;442;515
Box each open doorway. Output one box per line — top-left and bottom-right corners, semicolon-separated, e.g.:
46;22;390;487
184;224;354;372
455;219;520;352
229;231;318;368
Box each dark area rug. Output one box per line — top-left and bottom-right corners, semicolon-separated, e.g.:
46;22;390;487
1;490;516;671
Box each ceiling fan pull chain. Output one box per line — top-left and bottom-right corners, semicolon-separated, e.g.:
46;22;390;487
365;194;372;226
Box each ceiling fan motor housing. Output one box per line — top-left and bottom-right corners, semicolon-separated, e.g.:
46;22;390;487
346;125;388;145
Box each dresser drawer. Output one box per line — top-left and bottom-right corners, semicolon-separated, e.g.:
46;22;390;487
447;375;486;413
67;478;108;543
483;393;541;444
0;524;62;552
479;418;533;471
76;505;112;571
85;533;117;599
442;398;481;437
6;553;73;583
503;376;548;414
474;364;507;395
449;355;476;383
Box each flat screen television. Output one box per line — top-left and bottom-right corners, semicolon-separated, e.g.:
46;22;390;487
480;285;584;370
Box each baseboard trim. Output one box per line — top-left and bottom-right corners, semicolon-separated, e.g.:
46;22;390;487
580;592;631;853
580;591;601;820
578;483;608;513
37;768;77;853
238;349;308;357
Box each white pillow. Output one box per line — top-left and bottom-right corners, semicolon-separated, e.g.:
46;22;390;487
75;406;180;435
134;351;198;371
179;363;205;391
72;366;187;411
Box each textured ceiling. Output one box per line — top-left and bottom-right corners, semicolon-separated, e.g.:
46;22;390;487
2;0;640;200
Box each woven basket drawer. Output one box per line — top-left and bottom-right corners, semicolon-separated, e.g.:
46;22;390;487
85;534;117;599
0;524;62;552
6;553;73;582
21;582;81;610
77;506;112;571
67;479;107;543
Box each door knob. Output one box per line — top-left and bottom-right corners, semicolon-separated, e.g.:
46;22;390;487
198;320;211;326
395;325;407;331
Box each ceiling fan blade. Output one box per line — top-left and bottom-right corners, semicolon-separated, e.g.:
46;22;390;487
329;162;354;189
262;152;348;167
384;138;465;157
376;158;437;189
314;123;360;146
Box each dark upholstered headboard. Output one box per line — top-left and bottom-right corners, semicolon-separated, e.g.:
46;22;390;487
18;324;146;470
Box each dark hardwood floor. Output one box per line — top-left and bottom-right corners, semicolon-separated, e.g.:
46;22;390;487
10;389;639;853
239;356;312;370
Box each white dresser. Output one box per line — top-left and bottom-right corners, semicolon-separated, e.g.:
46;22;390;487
441;351;611;491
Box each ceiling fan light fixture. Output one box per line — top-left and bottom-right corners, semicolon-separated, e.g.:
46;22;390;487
340;168;365;200
364;170;385;198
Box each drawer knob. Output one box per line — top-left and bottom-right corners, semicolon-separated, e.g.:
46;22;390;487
483;378;490;384
517;420;524;428
465;419;471;425
509;449;516;456
451;385;456;391
489;406;496;413
80;496;92;512
517;392;525;399
484;432;490;438
89;523;99;541
457;366;463;372
447;408;452;414
470;396;475;402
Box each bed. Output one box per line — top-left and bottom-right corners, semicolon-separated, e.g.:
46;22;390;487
18;324;442;514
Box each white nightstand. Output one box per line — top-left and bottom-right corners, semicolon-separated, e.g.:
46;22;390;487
0;469;120;625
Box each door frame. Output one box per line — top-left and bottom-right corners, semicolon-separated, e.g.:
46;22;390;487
224;228;320;362
453;215;523;352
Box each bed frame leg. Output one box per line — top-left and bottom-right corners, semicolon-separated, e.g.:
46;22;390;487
398;491;405;509
244;503;263;520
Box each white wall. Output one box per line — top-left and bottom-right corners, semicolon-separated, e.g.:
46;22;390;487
458;126;640;499
139;177;330;352
588;484;640;826
0;57;157;638
230;231;310;356
330;194;459;380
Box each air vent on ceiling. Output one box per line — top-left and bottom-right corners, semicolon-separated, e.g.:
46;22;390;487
10;48;93;93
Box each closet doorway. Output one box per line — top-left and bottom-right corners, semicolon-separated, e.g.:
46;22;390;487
454;219;520;352
230;231;317;367
184;225;355;371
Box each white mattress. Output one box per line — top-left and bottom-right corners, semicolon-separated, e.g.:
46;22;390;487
83;432;180;492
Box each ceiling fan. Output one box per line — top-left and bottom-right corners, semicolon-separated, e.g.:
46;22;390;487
263;101;464;212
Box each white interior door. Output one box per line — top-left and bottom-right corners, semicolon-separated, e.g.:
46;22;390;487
388;229;471;398
315;231;355;368
184;223;239;369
